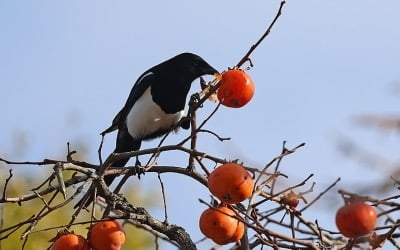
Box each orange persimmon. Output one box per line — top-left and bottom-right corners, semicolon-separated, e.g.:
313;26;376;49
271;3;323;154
208;163;254;204
217;69;254;108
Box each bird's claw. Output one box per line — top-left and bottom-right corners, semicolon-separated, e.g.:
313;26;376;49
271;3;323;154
134;158;145;179
189;93;202;107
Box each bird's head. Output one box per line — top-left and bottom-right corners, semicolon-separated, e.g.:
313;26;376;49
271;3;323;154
178;52;218;76
162;52;219;84
149;52;219;113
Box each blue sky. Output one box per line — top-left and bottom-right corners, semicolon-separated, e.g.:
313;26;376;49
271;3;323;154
1;1;400;249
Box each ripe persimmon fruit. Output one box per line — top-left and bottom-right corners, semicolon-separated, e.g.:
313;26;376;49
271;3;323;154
50;233;89;250
335;202;377;238
88;220;126;250
208;163;254;204
217;69;254;108
228;218;245;243
199;206;244;245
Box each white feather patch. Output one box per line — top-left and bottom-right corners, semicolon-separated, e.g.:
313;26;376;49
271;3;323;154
126;87;184;139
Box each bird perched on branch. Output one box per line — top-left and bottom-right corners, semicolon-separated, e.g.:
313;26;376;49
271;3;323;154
75;52;218;208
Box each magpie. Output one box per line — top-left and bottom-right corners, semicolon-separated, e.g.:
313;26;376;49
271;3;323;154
76;52;218;208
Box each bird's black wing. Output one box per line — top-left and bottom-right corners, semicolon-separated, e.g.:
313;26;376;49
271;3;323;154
101;71;155;135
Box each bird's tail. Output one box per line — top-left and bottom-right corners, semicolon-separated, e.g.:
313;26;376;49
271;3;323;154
74;128;141;209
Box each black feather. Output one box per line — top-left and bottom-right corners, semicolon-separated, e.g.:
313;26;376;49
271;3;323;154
75;52;217;209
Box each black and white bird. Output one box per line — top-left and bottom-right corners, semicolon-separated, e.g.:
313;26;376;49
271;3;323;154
76;52;218;208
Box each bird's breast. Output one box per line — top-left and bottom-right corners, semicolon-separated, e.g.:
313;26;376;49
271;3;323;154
126;87;184;140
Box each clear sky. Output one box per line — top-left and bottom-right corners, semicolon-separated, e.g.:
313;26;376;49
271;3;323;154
1;1;399;249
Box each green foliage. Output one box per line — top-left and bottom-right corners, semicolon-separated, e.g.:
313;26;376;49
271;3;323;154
0;166;157;249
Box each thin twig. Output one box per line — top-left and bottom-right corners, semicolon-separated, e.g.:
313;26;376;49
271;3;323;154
157;173;168;224
1;170;13;201
0;175;89;204
188;95;198;170
236;0;286;68
30;173;55;192
0;157;97;170
270;141;289;195
197;129;230;142
98;134;105;166
299;177;341;213
254;173;314;208
0;204;3;250
53;163;67;199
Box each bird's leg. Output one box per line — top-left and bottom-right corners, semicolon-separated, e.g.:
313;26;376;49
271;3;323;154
180;93;202;130
134;156;145;179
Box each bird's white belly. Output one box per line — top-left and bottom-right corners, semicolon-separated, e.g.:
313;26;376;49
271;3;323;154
126;87;184;139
